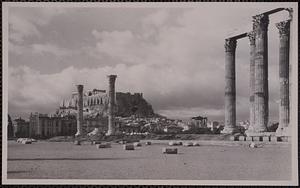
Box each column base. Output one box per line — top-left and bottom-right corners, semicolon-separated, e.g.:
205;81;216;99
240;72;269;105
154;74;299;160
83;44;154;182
245;125;268;135
276;126;290;137
221;127;239;134
245;131;275;137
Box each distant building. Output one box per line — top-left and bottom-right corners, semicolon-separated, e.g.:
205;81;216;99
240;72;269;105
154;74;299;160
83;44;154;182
177;121;190;131
58;89;154;118
28;112;110;138
190;116;208;128
163;125;183;134
13;117;30;138
29;113;77;138
207;121;219;131
58;89;108;116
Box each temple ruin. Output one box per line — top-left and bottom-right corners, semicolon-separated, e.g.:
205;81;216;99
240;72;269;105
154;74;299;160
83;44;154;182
75;84;84;137
222;8;293;136
106;75;117;136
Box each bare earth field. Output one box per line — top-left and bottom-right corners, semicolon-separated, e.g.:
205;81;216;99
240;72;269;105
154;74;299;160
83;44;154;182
7;140;291;180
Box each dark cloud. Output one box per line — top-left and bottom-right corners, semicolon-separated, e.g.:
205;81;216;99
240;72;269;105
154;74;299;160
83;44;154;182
7;3;296;121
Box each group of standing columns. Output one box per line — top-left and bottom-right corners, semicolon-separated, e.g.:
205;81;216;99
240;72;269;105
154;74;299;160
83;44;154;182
222;38;237;134
223;9;292;136
275;20;291;136
75;75;117;137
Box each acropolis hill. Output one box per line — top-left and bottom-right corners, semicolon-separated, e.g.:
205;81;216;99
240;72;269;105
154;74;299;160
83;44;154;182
58;89;156;118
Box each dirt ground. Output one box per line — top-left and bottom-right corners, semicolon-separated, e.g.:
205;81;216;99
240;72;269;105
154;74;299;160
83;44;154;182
7;140;291;180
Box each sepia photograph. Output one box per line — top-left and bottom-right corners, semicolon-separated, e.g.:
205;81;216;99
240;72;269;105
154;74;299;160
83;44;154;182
2;1;298;186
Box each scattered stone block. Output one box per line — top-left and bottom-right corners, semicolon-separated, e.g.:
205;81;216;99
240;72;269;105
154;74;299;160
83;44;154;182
162;147;178;154
183;142;193;147
74;140;81;145
252;136;262;142
145;141;151;145
21;140;32;144
238;136;245;141
133;142;142;147
123;144;135;150
246;137;253;141
96;142;111;148
262;136;270;142
177;141;183;145
193;142;200;146
249;142;257;148
168;141;177;146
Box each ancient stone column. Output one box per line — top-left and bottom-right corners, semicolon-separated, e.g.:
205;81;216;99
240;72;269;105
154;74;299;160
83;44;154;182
275;20;290;136
247;31;256;132
222;38;237;134
75;84;83;137
106;75;117;136
252;14;269;133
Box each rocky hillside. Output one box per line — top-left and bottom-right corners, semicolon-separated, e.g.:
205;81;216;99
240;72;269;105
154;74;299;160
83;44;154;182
116;92;155;117
57;91;156;118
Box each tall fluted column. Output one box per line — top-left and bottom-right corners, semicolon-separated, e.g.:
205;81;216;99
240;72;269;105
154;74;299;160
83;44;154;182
275;20;290;136
75;85;83;137
252;14;269;133
247;31;256;133
106;75;117;136
222;38;237;134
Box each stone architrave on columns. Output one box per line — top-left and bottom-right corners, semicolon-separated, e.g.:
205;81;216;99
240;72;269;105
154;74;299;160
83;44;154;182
246;31;256;133
275;20;291;136
75;85;84;137
222;38;238;134
106;75;117;136
252;14;269;133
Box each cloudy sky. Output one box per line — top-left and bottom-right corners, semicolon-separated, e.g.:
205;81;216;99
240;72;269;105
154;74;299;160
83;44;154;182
6;2;296;121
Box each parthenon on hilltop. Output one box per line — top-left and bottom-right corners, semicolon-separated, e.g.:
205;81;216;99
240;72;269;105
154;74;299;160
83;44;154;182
222;8;294;137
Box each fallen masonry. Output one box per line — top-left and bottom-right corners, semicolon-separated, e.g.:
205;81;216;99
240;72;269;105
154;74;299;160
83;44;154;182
133;142;142;147
96;143;111;148
123;144;135;150
183;142;193;147
229;135;290;142
162;147;178;154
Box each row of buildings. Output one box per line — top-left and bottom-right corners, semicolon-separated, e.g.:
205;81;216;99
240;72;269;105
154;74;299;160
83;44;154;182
11;113;112;138
10;112;223;138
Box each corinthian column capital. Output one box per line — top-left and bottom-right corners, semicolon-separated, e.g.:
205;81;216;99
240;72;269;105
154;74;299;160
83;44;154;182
285;8;293;20
224;38;236;52
107;75;117;83
76;84;83;93
252;14;269;31
247;31;256;45
276;20;290;37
